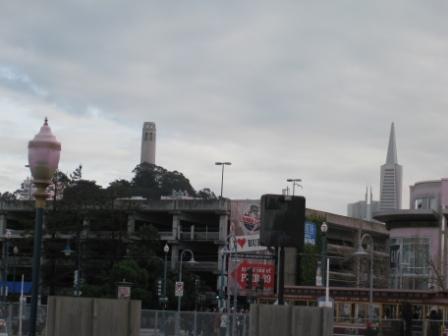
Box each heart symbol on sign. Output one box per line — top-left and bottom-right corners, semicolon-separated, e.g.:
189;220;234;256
237;238;246;248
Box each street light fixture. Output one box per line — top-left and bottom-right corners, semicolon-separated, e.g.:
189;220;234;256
353;233;374;323
28;118;61;336
62;240;74;257
12;245;19;290
61;238;82;297
176;249;196;335
286;178;302;196
320;222;328;286
2;229;12;302
215;162;232;198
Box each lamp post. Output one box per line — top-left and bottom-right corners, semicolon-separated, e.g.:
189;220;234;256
28;118;61;336
13;245;19;289
320;222;328;286
2;229;12;302
176;249;196;334
219;247;228;311
215;162;232;198
61;239;82;296
353;233;374;322
286;178;302;196
224;234;238;336
162;243;169;308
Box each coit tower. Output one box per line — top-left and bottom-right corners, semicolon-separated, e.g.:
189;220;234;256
140;122;156;164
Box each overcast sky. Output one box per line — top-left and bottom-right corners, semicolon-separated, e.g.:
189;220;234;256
1;1;448;215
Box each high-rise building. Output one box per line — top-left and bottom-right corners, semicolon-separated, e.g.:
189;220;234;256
140;122;156;164
379;122;402;211
347;187;380;220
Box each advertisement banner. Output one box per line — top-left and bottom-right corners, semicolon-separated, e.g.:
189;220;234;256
230;200;261;236
235;234;265;252
304;221;317;245
227;253;275;296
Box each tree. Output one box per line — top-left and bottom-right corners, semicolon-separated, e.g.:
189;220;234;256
48;170;70;203
160;170;195;196
0;192;17;201
197;188;217;200
70;164;83;182
62;180;106;207
106;179;132;200
131;163;196;199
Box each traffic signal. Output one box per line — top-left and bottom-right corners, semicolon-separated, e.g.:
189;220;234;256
157;279;162;297
246;268;253;289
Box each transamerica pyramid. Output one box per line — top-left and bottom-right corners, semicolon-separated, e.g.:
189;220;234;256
379;122;402;211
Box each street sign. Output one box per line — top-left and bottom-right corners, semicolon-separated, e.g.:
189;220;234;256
117;286;131;299
175;281;184;297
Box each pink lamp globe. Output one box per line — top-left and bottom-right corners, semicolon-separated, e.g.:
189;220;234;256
27;118;61;199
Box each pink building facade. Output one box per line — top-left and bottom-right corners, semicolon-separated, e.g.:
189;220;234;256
376;179;448;290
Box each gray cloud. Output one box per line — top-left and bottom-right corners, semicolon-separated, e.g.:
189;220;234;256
1;1;448;213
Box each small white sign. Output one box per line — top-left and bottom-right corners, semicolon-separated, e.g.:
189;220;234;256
117;286;131;299
175;281;184;297
235;234;266;252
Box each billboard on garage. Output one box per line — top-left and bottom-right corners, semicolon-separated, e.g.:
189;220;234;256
227;253;275;296
230;200;261;236
231;200;266;252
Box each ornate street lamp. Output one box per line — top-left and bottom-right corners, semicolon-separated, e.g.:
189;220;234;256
176;249;196;335
353;233;374;323
320;222;328;286
28;118;61;336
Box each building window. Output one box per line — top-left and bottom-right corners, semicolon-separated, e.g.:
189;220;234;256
413;197;438;210
389;237;431;290
144;132;148;141
414;199;424;209
149;132;153;141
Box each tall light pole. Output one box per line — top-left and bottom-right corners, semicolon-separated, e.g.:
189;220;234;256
215;162;232;198
286;178;302;196
2;229;12;302
176;249;196;335
320;222;328;286
62;239;82;296
28;118;61;336
13;245;19;285
162;243;169;309
219;247;228;311
353;233;374;322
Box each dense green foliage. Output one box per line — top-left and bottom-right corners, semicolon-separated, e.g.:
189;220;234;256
38;163;212;307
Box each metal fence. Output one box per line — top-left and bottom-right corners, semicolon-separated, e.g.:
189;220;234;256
0;302;47;336
334;319;448;336
141;310;249;336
